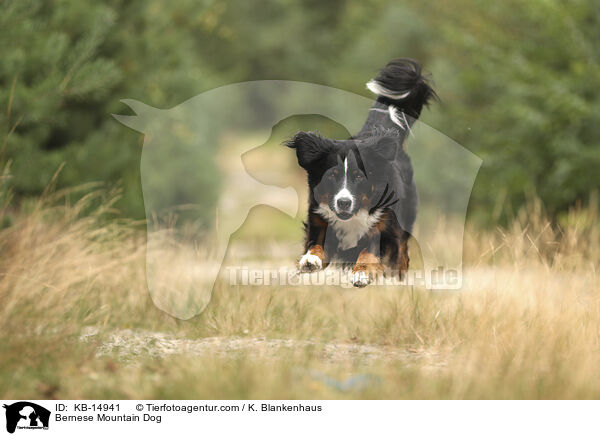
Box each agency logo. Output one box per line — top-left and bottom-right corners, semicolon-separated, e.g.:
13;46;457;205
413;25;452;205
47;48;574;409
2;402;50;434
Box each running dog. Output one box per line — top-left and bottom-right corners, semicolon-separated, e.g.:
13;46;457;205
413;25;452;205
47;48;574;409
286;58;436;287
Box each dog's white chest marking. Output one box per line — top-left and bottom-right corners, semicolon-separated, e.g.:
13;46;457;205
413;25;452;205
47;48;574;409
316;205;382;250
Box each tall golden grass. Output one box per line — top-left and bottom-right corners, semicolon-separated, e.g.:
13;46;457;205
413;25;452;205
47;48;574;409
0;184;599;399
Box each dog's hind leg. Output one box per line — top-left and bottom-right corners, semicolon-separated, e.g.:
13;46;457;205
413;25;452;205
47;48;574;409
396;235;410;281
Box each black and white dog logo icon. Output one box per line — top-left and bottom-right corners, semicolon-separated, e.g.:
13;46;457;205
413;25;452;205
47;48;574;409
3;402;50;433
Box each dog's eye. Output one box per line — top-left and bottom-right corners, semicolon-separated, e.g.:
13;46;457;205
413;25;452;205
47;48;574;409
328;173;335;180
355;173;363;181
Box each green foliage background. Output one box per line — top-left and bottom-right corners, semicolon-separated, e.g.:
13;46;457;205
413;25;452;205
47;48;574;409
1;0;598;225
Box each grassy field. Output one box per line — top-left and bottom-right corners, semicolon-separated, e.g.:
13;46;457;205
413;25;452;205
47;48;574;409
0;185;599;399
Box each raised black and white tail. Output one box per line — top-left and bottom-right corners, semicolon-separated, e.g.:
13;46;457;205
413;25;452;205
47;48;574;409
357;58;436;137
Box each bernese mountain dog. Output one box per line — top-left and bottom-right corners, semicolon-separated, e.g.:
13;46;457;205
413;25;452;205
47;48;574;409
286;58;436;287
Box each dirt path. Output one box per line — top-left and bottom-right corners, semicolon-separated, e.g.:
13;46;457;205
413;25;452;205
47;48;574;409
80;328;445;368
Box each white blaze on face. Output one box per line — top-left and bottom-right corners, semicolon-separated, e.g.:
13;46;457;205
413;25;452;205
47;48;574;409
333;157;354;214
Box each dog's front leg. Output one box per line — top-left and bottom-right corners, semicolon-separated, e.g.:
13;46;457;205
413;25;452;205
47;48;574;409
298;213;328;273
298;244;327;273
351;240;384;288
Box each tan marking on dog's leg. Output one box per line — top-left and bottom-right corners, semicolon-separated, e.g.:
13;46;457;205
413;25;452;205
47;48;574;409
298;244;326;273
351;249;384;288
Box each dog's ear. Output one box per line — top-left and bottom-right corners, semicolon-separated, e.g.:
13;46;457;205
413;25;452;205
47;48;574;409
285;131;331;170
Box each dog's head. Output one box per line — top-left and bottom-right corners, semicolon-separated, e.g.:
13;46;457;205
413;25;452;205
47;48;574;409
287;131;400;221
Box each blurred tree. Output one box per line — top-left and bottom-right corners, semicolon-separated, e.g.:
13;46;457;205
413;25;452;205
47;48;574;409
414;0;600;223
1;0;123;198
1;0;598;226
0;0;223;222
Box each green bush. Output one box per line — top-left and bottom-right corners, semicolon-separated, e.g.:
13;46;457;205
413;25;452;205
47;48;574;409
416;0;600;223
0;0;223;220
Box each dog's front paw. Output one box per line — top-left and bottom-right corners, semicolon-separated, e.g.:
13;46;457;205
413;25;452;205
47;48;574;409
298;252;323;273
351;270;371;288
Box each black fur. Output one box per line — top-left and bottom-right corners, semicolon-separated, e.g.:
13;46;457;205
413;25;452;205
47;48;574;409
287;59;435;284
369;58;436;119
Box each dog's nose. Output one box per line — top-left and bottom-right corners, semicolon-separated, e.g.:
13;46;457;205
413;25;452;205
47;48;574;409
337;198;352;211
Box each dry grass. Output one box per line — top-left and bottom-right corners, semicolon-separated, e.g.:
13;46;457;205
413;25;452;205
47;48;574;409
0;188;599;399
